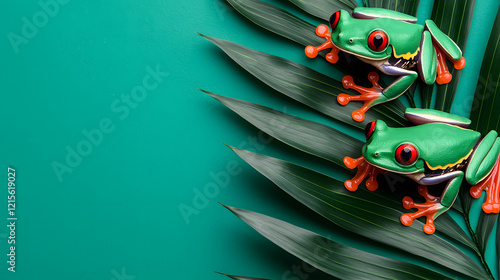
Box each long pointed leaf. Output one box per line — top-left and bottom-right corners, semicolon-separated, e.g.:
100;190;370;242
497;213;500;276
225;0;383;85
368;0;420;16
208;91;474;250
477;212;499;254
431;0;475;112
420;84;433;109
469;6;500;135
203;35;408;128
217;272;270;280
230;147;488;279
207;91;362;169
289;0;358;20
224;205;454;280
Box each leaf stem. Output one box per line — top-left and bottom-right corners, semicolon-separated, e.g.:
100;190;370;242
462;202;495;279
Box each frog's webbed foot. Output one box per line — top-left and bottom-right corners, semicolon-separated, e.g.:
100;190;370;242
305;24;340;64
337;72;384;122
400;186;444;234
434;42;466;85
470;153;500;214
343;156;386;191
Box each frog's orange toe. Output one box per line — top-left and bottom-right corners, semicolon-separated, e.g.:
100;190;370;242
402;196;414;209
337;94;351;105
470;185;483;199
423;223;436;235
436;72;452;85
482;203;500;214
352;109;366;122
400;213;414;226
344;180;358;192
454;57;466;70
315;24;330;37
305;46;319;58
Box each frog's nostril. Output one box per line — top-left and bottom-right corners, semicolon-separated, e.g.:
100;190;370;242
349;38;353;43
374;152;379;157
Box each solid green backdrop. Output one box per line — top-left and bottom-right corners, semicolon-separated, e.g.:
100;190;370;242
0;0;499;279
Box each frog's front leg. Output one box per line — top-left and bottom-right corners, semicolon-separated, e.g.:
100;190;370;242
425;20;466;84
467;131;500;213
401;171;463;234
338;67;418;122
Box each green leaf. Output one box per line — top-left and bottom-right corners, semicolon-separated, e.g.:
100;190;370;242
367;0;420;16
203;35;408;128
208;91;474;250
420;84;433;109
216;272;270;280
206;91;362;169
226;0;319;46
468;6;500;135
431;0;476;112
225;0;382;86
477;212;499;254
224;204;454;280
229;147;487;279
497;213;500;276
289;0;358;20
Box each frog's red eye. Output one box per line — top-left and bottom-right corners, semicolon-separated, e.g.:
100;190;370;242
368;30;389;52
364;121;376;140
395;144;418;165
330;11;341;30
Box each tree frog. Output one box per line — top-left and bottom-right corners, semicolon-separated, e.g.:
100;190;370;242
344;108;500;234
305;8;466;122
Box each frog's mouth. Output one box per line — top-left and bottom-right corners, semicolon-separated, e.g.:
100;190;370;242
330;40;389;62
363;159;422;175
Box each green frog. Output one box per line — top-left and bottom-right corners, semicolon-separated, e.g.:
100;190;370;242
306;8;466;122
344;108;500;234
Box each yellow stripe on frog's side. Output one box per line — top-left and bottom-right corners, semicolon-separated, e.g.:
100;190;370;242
425;149;473;170
392;46;420;60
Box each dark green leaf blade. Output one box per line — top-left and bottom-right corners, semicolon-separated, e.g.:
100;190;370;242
208;91;474;250
216;272;270;280
224;205;454;280
469;6;500;135
203;35;408;128
226;0;320;46
497;213;500;276
431;0;476;112
225;0;382;85
368;0;420;16
206;91;362;169
420;84;433;109
230;147;488;279
289;0;358;20
477;212;499;254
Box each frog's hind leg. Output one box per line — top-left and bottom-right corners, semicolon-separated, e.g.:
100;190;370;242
425;20;466;84
338;68;417;122
401;171;463;234
468;132;500;213
337;72;384;122
417;30;437;85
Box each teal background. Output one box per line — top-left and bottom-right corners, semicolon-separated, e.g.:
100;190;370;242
0;0;499;279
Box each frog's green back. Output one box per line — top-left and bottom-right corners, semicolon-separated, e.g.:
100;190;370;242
353;7;417;23
402;124;479;169
364;121;480;174
381;19;424;56
352;7;423;56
